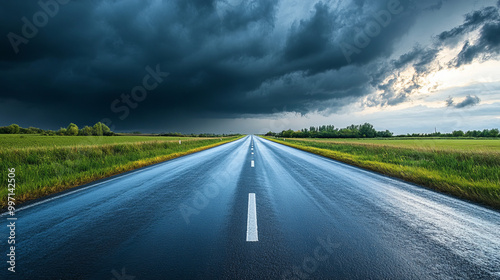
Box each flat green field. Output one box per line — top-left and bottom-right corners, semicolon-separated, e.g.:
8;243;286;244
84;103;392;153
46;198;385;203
264;137;500;209
293;138;500;153
0;134;198;148
0;135;242;207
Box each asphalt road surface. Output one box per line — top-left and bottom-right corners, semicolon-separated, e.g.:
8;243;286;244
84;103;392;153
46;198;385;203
2;135;500;279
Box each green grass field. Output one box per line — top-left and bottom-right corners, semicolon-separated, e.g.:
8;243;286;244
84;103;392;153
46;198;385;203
0;135;242;207
288;138;500;153
263;137;500;209
0;134;200;148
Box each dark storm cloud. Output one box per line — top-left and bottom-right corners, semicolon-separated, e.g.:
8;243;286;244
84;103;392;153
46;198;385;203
437;6;499;43
370;3;500;107
452;21;500;67
366;45;439;107
0;0;497;131
425;4;500;67
446;95;481;108
437;4;500;68
283;2;333;64
392;46;439;73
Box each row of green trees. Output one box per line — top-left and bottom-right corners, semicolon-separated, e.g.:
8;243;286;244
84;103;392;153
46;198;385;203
266;123;393;138
399;129;500;138
159;132;241;137
266;123;500;139
0;123;113;136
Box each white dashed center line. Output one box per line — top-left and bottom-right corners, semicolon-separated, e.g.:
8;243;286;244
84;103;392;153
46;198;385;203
246;193;258;242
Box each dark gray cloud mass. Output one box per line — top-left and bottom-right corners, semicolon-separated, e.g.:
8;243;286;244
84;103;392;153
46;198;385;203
446;95;481;108
369;2;500;107
437;6;499;43
0;0;498;132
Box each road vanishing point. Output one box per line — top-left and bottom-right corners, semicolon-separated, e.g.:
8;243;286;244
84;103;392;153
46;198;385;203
1;136;500;279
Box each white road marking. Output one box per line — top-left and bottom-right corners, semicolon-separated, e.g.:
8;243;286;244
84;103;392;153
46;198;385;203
251;152;254;155
251;160;255;167
251;148;253;151
246;193;258;242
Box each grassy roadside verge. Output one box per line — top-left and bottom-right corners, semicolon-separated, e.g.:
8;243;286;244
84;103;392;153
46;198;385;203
262;136;500;209
0;134;202;149
0;136;243;207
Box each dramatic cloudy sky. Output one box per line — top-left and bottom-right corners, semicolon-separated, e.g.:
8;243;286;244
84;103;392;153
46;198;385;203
1;0;499;134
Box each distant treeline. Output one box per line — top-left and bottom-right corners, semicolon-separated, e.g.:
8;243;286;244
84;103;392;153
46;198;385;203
159;132;241;138
0;123;113;136
266;123;393;138
397;129;500;138
0;123;240;138
266;123;500;138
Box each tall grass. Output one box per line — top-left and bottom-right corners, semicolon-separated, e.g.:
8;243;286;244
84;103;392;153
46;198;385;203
264;137;500;209
0;136;242;207
0;134;201;148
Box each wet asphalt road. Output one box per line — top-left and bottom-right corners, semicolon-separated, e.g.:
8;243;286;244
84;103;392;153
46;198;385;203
2;135;500;279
